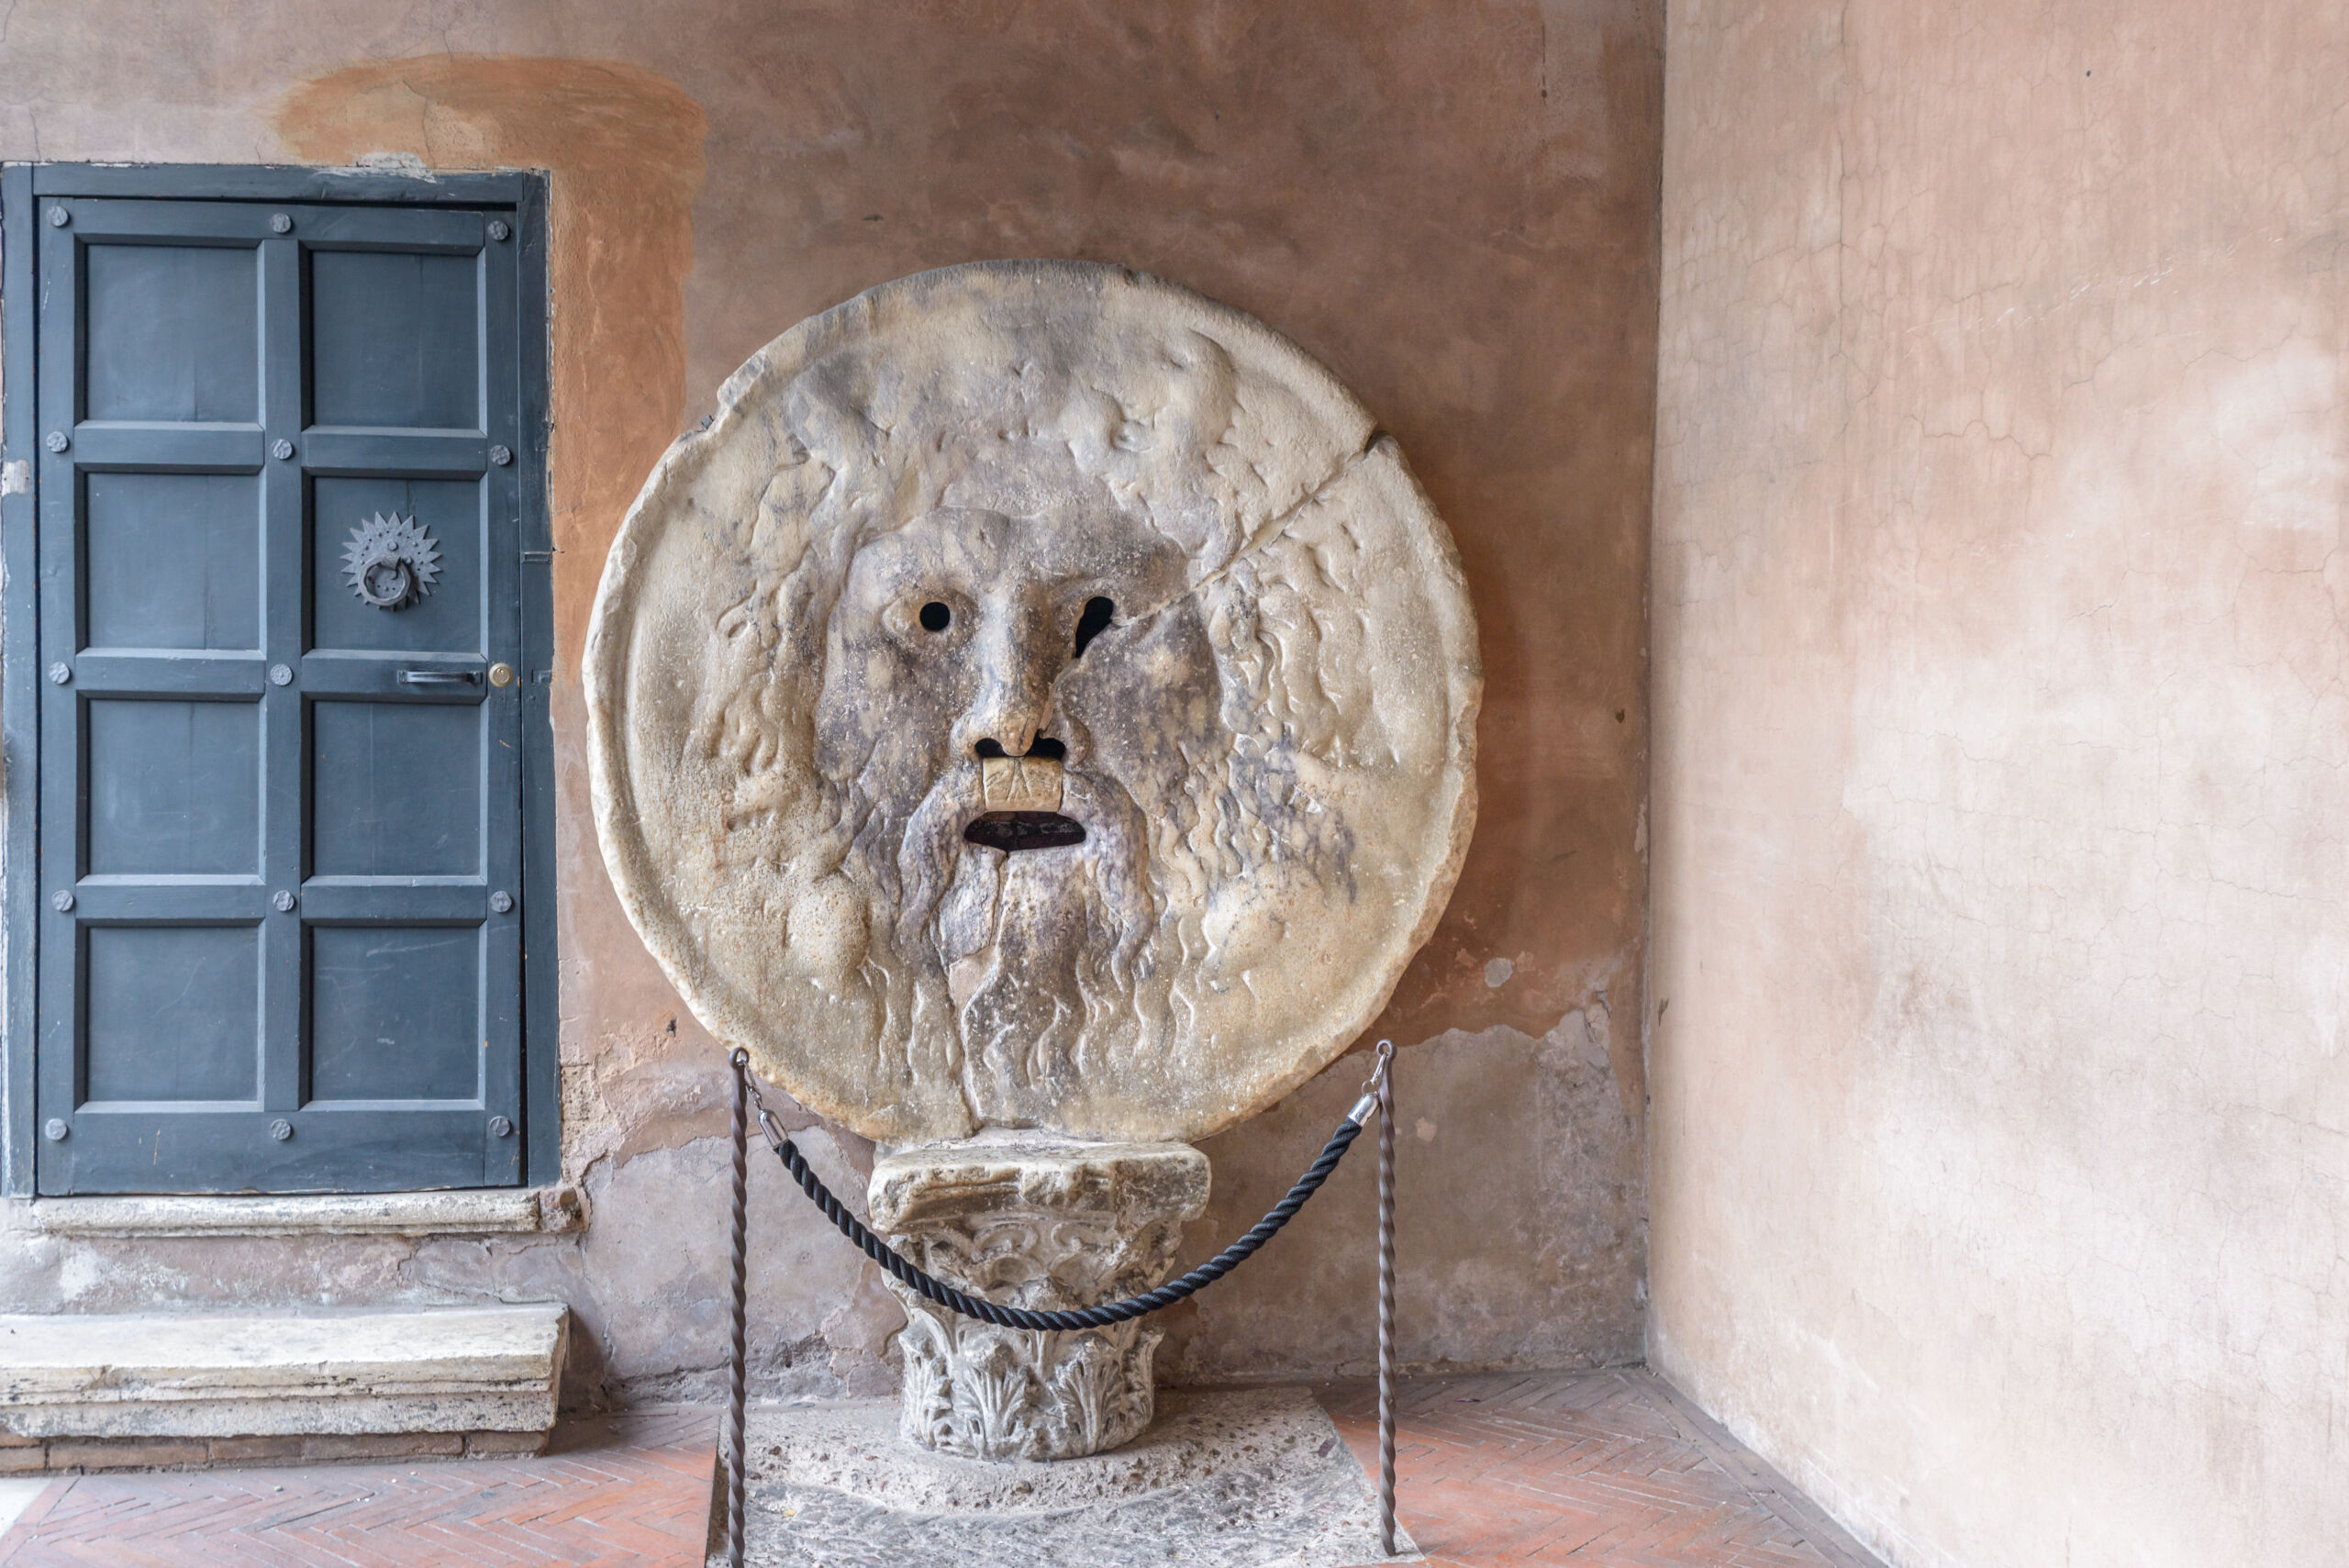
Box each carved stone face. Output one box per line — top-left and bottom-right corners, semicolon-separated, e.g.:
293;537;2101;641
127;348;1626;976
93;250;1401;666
587;261;1479;1144
817;479;1205;1114
817;488;1192;820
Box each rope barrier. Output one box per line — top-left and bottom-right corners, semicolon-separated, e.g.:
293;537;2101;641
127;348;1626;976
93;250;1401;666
721;1041;1400;1565
740;1042;1392;1333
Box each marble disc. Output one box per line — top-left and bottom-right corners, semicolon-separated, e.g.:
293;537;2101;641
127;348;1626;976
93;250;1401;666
585;261;1478;1143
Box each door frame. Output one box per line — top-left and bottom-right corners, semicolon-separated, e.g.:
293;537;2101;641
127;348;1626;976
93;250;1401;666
0;163;559;1195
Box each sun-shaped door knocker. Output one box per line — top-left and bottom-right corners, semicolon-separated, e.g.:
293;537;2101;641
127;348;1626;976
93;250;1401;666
343;512;442;610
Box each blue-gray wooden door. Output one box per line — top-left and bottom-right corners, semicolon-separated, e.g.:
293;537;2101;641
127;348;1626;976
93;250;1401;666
32;195;528;1193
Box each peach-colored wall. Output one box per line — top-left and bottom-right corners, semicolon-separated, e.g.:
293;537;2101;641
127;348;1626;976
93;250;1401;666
0;3;1662;1399
1650;2;2349;1563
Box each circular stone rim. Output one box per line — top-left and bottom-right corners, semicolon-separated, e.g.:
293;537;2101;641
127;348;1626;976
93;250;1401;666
583;259;1481;1144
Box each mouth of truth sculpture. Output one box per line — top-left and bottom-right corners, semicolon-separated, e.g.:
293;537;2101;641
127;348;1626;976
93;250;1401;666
587;260;1477;1459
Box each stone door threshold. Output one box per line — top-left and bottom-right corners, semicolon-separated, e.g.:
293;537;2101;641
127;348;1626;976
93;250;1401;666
27;1186;583;1238
0;1304;570;1473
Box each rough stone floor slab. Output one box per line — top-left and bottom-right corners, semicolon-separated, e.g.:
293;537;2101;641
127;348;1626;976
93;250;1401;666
720;1387;1415;1568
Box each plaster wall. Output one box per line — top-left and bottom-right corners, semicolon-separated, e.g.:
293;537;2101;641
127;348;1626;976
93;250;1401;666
0;2;1661;1401
1649;3;2349;1564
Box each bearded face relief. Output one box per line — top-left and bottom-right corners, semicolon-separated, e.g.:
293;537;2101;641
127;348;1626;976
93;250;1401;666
586;261;1480;1145
818;484;1201;1124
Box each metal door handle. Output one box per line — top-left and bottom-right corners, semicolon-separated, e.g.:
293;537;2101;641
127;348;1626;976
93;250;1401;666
397;669;480;685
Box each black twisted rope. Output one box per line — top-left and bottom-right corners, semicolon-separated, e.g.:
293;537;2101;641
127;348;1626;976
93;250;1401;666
763;1115;1368;1332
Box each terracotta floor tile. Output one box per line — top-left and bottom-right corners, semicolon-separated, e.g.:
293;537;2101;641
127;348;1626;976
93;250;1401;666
1320;1371;1884;1568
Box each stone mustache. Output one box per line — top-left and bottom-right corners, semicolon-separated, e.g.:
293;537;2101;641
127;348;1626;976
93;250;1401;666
586;261;1478;1457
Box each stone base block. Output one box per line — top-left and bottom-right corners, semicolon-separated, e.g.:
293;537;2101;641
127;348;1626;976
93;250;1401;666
868;1138;1209;1460
713;1389;1419;1566
0;1305;566;1462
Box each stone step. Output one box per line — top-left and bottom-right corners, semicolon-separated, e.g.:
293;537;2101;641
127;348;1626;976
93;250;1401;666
0;1305;566;1466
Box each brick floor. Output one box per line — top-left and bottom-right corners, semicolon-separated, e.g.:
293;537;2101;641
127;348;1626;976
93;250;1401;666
0;1373;1880;1567
1322;1369;1883;1567
0;1407;718;1568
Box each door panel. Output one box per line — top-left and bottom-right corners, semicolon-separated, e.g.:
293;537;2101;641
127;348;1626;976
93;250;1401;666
84;925;262;1102
309;250;480;429
32;192;529;1193
83;473;263;651
309;926;481;1101
310;477;484;654
84;698;262;874
310;701;482;877
83;243;261;423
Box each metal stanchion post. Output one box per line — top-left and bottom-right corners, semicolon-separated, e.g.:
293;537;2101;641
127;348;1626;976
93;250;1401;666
1377;1040;1397;1557
726;1049;751;1568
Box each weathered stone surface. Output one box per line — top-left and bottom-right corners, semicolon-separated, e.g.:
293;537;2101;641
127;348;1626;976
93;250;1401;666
28;1187;584;1239
206;1431;470;1463
719;1389;1419;1567
0;1429;542;1474
44;1439;211;1472
586;260;1480;1145
0;1306;566;1440
870;1138;1208;1459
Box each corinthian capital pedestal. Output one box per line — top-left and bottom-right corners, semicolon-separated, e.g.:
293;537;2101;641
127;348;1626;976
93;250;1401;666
868;1138;1209;1460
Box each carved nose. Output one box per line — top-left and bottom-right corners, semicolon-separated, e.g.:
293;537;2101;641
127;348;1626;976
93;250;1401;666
964;706;1051;759
955;610;1059;759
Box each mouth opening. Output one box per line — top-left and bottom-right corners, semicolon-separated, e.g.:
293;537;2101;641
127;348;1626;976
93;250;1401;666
975;737;1066;761
963;811;1087;853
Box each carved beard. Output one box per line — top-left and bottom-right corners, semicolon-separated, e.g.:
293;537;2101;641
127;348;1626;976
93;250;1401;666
870;762;1157;1121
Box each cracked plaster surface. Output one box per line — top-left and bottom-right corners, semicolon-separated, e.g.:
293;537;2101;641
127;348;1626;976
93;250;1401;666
0;1;1660;1402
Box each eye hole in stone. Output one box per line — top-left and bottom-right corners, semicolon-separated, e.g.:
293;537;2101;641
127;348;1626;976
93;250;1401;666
918;600;952;632
963;811;1087;853
1073;596;1115;658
